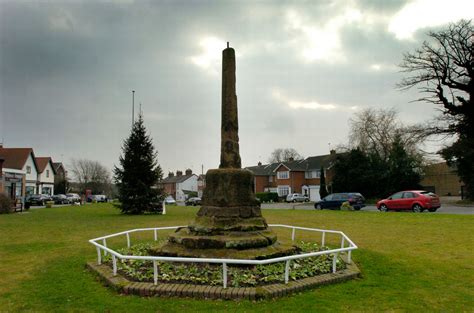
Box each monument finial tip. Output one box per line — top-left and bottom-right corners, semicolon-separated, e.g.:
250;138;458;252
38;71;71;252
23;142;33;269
227;42;229;48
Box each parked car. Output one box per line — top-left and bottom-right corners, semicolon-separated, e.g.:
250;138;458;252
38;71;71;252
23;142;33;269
87;195;107;203
286;193;309;203
377;190;441;212
66;193;81;204
164;196;176;205
185;197;202;206
314;193;365;210
25;194;52;206
52;194;69;204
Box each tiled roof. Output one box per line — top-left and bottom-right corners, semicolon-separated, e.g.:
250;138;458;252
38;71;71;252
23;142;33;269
0;148;37;171
53;162;64;172
246;153;339;175
160;174;195;184
35;157;52;173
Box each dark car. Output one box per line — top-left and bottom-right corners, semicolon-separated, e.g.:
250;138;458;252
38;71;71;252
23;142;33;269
314;193;365;210
52;194;69;204
26;194;52;206
377;190;441;212
185;197;202;206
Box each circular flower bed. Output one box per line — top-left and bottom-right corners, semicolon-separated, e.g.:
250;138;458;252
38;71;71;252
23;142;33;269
102;241;346;287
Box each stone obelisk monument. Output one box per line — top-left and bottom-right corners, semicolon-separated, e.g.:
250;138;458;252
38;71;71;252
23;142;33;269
157;44;295;259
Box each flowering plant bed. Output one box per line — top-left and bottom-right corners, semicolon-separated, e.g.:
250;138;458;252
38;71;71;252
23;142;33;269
102;241;346;287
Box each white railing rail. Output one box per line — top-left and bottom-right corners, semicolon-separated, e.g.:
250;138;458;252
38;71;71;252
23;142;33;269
89;224;358;288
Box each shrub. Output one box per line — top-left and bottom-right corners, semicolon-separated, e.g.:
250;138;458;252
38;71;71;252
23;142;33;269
340;201;354;211
0;193;13;214
255;192;279;203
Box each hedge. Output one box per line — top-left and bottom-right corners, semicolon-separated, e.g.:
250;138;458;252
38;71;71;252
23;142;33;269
255;192;279;203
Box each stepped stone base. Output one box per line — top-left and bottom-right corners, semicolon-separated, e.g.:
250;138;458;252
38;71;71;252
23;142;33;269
151;241;299;260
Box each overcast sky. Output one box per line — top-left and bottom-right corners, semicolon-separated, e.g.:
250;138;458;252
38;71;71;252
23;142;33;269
1;0;473;176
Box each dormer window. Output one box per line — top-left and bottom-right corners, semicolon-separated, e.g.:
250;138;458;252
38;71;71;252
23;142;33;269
26;166;31;174
277;171;289;179
46;170;50;178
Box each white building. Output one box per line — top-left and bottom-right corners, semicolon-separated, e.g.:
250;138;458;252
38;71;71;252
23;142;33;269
35;157;56;195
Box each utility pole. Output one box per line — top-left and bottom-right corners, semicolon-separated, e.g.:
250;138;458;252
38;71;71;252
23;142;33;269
132;90;135;127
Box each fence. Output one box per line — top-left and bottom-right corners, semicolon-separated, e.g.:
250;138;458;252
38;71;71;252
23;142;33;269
89;224;358;288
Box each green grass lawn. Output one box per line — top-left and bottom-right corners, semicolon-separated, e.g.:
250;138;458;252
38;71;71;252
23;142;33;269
0;204;472;312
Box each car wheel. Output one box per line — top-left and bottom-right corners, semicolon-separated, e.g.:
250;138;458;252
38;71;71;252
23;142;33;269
315;204;322;210
412;204;423;213
379;204;388;212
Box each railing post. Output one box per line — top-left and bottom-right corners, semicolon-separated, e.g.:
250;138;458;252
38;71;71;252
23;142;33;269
102;239;108;256
332;253;338;273
222;263;227;289
154;229;158;241
340;236;345;249
291;228;296;242
126;233;130;248
112;255;117;276
348;250;352;264
284;260;290;284
96;246;102;265
322;232;326;247
153;260;158;285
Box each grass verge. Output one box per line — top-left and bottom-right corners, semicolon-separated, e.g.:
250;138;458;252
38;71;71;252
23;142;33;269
0;203;472;312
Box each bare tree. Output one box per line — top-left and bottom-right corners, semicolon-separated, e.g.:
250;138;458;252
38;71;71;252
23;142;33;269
349;108;424;161
399;20;474;199
398;20;473;137
268;148;303;163
70;159;111;194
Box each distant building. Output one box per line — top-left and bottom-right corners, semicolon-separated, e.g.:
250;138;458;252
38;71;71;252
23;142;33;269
421;162;463;196
35;157;56;195
53;162;67;194
197;174;206;198
246;151;338;202
0;146;39;199
158;169;198;201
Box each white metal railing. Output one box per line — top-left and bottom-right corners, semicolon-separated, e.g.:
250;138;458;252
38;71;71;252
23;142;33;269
89;224;358;288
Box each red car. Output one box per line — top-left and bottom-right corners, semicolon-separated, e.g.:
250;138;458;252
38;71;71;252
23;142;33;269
377;190;441;213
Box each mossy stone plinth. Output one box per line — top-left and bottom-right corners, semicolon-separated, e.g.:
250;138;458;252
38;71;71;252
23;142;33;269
167;227;276;249
201;168;259;207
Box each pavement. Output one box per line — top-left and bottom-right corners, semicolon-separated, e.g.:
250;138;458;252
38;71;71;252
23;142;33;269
260;202;474;215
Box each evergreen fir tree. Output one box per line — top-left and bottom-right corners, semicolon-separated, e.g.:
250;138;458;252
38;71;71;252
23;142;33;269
319;166;329;199
114;113;163;214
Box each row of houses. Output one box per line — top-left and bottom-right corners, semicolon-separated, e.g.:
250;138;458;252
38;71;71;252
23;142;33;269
0;145;66;200
159;150;463;202
246;151;337;202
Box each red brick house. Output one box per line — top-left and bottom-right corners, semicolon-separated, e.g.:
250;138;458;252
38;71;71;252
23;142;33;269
246;151;338;202
157;169;198;202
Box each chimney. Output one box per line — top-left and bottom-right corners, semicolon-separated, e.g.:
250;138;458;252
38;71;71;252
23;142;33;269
288;157;294;162
176;170;183;177
185;169;192;175
330;149;336;156
168;172;174;178
258;161;262;166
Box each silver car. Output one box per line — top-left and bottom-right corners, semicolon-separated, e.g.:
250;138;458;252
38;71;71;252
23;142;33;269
286;193;309;203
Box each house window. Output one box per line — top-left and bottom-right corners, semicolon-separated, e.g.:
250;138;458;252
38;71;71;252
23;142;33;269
26;166;31;174
277;171;289;179
278;186;290;196
305;170;321;179
268;176;273;182
46;170;50;178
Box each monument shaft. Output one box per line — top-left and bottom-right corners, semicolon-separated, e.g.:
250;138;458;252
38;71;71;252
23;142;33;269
220;47;241;169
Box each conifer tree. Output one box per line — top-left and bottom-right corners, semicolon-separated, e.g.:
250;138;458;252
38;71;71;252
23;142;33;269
319;166;329;199
114;113;162;214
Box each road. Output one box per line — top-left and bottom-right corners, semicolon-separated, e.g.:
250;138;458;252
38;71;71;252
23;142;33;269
260;203;474;215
